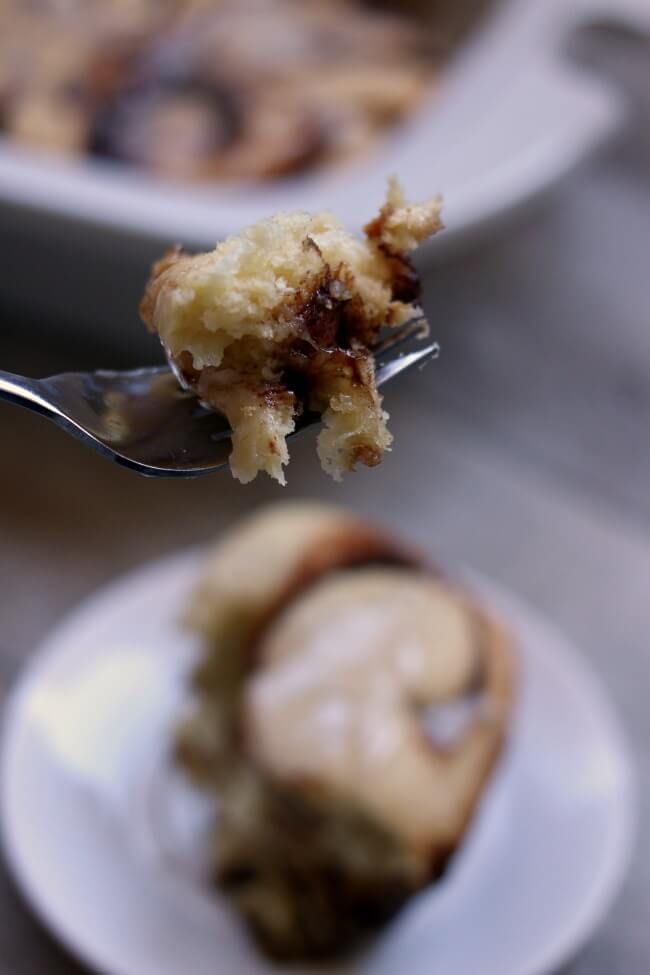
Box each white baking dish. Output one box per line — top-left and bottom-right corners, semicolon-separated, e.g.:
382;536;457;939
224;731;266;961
0;0;646;342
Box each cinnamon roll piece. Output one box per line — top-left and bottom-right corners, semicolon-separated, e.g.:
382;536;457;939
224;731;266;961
139;180;442;484
176;504;515;960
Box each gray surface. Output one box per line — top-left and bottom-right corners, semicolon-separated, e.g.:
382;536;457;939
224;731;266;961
1;26;649;975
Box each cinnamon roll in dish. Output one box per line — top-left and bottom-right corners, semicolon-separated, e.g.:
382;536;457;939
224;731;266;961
176;503;516;960
139;180;442;484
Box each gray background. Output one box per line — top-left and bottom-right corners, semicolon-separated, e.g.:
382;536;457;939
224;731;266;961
0;24;648;975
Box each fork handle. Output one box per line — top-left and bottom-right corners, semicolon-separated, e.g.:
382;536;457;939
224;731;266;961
0;371;58;419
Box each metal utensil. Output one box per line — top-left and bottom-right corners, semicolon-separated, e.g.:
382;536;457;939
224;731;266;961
0;334;438;477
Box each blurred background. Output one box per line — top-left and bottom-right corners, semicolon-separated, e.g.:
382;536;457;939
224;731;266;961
0;1;649;972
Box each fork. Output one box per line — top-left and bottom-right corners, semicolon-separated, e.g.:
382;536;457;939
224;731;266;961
0;330;438;477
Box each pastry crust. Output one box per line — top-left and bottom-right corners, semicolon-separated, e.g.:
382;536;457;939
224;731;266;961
176;504;515;959
140;181;442;483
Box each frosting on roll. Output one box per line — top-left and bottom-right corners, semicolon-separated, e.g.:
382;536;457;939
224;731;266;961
246;568;483;852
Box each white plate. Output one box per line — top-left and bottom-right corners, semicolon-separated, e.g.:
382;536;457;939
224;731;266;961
0;0;648;255
0;551;637;975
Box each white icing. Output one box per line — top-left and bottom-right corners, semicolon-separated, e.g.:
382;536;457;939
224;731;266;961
245;569;483;850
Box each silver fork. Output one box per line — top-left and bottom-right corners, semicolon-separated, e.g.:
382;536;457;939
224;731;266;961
0;331;438;477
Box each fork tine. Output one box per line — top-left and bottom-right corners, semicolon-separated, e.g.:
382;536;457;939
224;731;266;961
371;315;429;357
376;341;440;387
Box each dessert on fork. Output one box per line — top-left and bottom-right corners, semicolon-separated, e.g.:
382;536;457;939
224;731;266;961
140;179;442;483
